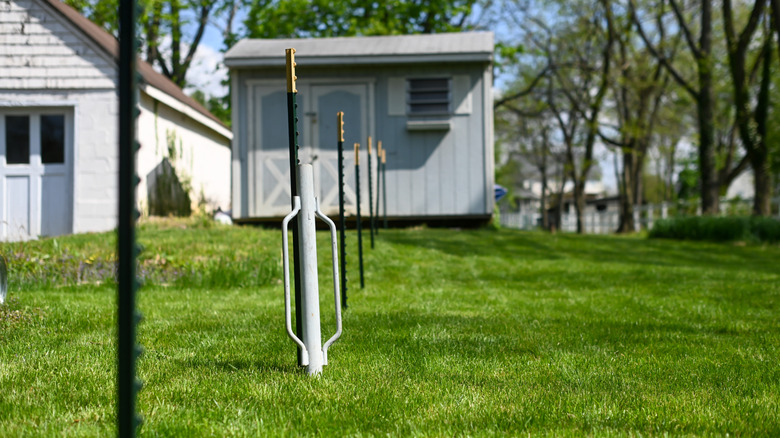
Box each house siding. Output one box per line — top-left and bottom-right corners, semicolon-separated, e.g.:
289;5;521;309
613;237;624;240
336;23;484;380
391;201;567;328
0;0;116;89
232;62;492;220
137;92;231;213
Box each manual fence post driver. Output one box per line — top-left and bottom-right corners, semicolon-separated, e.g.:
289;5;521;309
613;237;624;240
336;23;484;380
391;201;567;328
281;164;343;375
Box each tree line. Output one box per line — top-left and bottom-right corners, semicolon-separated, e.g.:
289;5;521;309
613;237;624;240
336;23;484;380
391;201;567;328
64;0;479;126
494;0;780;233
64;0;778;229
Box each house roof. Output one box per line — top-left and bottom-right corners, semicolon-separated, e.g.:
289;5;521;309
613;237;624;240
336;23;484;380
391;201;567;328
224;32;494;68
41;0;229;133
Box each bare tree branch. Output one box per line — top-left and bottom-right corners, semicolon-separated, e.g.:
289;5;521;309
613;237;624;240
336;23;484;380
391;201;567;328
628;0;698;98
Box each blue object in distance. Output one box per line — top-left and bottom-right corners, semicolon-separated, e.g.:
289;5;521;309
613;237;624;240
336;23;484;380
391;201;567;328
494;184;508;202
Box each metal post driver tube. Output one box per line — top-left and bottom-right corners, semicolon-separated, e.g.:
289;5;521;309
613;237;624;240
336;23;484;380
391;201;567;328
337;112;348;309
281;164;342;375
285;48;304;366
297;165;323;374
367;136;375;249
354;143;365;289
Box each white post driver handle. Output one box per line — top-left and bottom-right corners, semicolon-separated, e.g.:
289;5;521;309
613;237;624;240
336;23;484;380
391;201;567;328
281;196;308;366
315;198;343;365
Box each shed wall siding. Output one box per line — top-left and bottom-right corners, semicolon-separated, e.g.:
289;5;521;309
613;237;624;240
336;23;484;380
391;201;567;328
0;0;115;89
233;63;491;219
137;92;232;213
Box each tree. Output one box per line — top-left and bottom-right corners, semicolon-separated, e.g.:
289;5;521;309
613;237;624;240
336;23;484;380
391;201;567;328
65;0;231;88
630;0;720;214
242;0;479;38
723;0;774;216
599;2;672;232
546;1;615;233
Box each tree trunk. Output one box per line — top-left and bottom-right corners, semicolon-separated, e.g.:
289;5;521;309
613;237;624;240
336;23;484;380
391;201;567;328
698;90;719;214
573;178;586;233
541;169;549;230
618;150;635;232
752;153;773;216
698;0;719;214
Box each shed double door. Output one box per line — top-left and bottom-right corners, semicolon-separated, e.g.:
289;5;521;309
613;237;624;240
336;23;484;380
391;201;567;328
0;111;73;241
249;81;370;217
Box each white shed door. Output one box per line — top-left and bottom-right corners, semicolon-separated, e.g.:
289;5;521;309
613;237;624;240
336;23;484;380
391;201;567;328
1;111;73;241
248;82;371;218
309;84;368;216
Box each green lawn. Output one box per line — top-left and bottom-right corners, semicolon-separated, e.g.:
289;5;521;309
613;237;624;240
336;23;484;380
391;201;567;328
1;220;779;436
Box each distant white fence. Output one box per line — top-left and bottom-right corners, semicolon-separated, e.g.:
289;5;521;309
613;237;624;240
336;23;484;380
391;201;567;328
501;198;780;234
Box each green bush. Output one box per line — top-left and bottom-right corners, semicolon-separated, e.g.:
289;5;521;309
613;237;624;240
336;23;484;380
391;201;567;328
649;216;780;243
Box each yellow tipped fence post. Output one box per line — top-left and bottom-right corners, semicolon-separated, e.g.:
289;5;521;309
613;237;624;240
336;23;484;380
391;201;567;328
375;141;382;236
382;148;388;229
367;136;375;249
354;143;365;288
337;112;347;308
285;48;304;366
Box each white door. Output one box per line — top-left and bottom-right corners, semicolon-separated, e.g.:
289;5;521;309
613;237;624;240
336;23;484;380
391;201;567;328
0;110;73;241
309;83;369;216
248;81;371;217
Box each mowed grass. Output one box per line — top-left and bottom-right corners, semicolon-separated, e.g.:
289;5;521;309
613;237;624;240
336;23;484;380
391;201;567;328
1;220;779;436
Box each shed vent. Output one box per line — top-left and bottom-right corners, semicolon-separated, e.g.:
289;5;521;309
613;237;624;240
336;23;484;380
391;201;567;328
408;78;450;114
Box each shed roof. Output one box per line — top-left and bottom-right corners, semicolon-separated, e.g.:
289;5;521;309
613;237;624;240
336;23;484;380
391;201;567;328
40;0;229;133
224;32;494;68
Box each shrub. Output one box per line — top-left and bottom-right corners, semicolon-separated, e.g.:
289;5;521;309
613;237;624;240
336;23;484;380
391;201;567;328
649;216;780;243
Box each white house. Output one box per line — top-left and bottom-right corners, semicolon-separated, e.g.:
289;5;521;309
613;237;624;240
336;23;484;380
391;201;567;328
0;0;232;241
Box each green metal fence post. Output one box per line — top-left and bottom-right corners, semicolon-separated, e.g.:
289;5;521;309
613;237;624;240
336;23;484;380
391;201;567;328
117;0;142;435
285;49;304;366
337;112;347;308
382;149;388;229
367;137;374;249
375;141;382;236
355;143;365;289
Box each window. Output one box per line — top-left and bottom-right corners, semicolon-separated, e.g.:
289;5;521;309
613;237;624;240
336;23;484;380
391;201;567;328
408;78;450;115
6;115;30;164
41;115;65;164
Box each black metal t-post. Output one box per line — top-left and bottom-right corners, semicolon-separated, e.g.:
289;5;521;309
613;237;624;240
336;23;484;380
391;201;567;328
375;141;382;236
337;112;347;308
367;137;374;249
285;49;304;366
355;143;365;289
118;0;142;434
382;149;388;229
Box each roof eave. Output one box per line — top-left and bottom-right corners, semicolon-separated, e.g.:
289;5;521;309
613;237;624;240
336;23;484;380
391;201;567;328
224;53;493;69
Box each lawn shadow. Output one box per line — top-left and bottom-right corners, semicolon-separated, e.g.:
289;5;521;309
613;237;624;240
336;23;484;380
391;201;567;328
387;229;562;261
385;229;779;276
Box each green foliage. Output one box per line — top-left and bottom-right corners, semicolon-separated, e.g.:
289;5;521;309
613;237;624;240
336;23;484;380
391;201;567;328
0;219;278;292
243;0;477;38
649;216;780;243
1;226;780;435
677;152;700;200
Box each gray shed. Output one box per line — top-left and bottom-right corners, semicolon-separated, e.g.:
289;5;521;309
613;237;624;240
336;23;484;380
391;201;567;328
225;32;494;224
